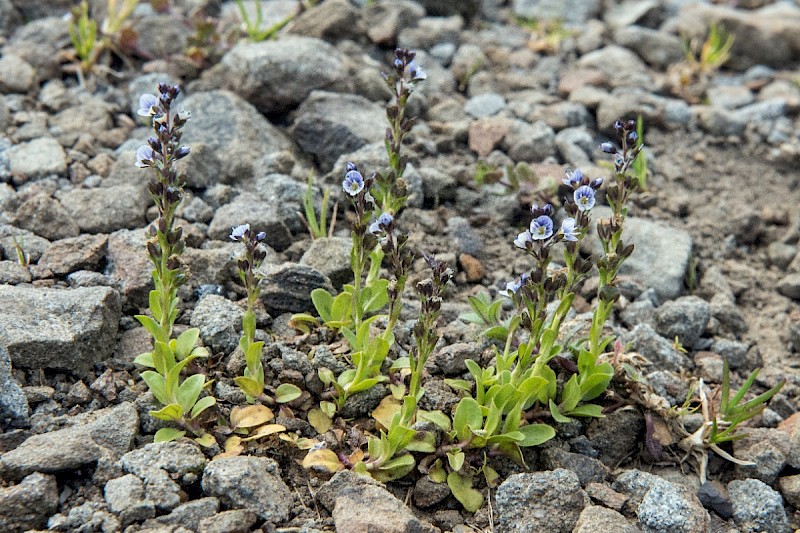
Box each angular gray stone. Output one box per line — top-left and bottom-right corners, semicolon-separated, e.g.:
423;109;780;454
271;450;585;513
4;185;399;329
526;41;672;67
0;472;58;532
287;0;360;41
540;448;610;486
8;137;66;180
201;456;292;523
290;91;385;171
586;409;645;468
198;509;258;533
57;185;148;234
586;206;692;301
614;26;684;69
621;323;692;372
577;45;653;88
777;273;800;301
38;234;107;276
0;344;27;428
105;228;151;306
0;285;120;376
637;478;709;533
733;428;790;484
513;0;602;24
363;0;425;46
104;473;151;524
259;262;333;314
574;506;639;533
12;192;78;240
653;296;710;349
219;36;348;115
151;497;220;531
339;384;388;420
728;478;790;533
0;402;138;481
430;341;480;376
496;469;588;532
181;90;294;183
300;237;352;289
190;295;244;355
132;14;191;58
207;199;292;251
120;441;208;482
465;92;506;118
502;119;556;163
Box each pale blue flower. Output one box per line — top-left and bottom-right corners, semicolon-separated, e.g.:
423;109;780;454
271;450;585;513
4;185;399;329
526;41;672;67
514;230;533;249
230;224;249;241
343;169;364;196
409;61;427;81
135;145;155;168
529;215;554;240
506;273;530;296
574;186;596;212
562;169;583;187
560;217;578;242
369;212;394;234
137;94;159;117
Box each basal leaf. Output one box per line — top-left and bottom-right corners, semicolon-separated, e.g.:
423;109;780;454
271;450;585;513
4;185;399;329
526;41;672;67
154;427;185;443
303;449;344;473
275;383;303;403
548;399;571;424
140;370;169;405
310;288;334;323
230;404;274;429
190;395;216;419
565;403;604;418
453;397;483;442
241;424;286;441
418;410;451;431
447;448;465;471
308;408;333;433
447;471;484;513
149;403;184;422
194;433;216;447
234;376;263;398
175;328;200;360
518;423;556;447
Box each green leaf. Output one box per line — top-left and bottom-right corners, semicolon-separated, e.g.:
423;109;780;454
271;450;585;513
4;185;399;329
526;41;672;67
330;291;353;324
242;310;256;340
136;314;163;340
484;325;509;342
318;367;334;386
418;410;451;431
447;471;484;513
149;290;163;322
245;341;264;369
234;376;264;398
275;383;303;403
560;375;581;413
288;313;318;333
486;431;525;444
361;279;389;313
429;460;447;483
549;400;571;423
320;401;337;418
519;423;556;447
154;427;186;443
375;454;416;482
444;378;473;393
133;351;155;368
387;424;416;455
141;370;169;405
345;377;383;395
195;433;216;447
311;288;334;323
405;431;436;453
565;403;604;418
579;368;613;402
447;449;465;471
150;403;184;422
453;398;484;442
176;374;205;413
190;395;216;419
175;328;200;360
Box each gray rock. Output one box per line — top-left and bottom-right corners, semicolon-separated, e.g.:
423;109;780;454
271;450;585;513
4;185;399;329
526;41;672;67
46;501;120;532
767;242;797;270
465;93;506;118
120;441;208;482
219;36;348;115
133;14;191;58
613;469;670;510
621;323;692;372
0;472;58;532
653;296;710;349
706;85;755;110
290;91;385;171
191;295;243;355
198;509;257;533
614;26;683;69
142;467;182;513
0;225;49;263
362;0;425;46
0;260;31;284
183;246;239;295
710;338;748;369
0;0;22;37
201;456;292;523
446;216;484;258
513;0;602;25
104;473;155;524
38;234;107;276
8;137;66;180
259;262;333;314
586;409;645;468
420;166;458;203
0;284;120;376
398;15;464;51
181;90;294;183
502;119;556;163
430;341;480;376
5;17;68;81
153;498;220;530
300;237;352;289
105;228;151;306
637;478;709;533
733;428;790;484
207;199;292;251
12;192;78;240
555;126;595;166
728;478;790;533
417;0;480;18
0;402;138;481
0;344;27;427
339;384;388;420
414;475;451;508
710;293;748;336
646;370;689;407
287;0;360;41
577;45;652;88
585;206;692;301
574;506;639;533
322;471;437;533
496;469;588;532
540;447;610;485
701;98;786;137
777;273;800;301
0;54;35;93
57;185;148;234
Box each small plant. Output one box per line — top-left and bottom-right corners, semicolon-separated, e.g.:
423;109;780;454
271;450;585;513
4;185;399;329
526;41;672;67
11;234;30;267
630;115;648;190
299;175;336;240
473;161;536;194
67;0;138;83
133;84;216;445
235;0;296;42
69;1;98;75
675;361;783;483
669;23;735;103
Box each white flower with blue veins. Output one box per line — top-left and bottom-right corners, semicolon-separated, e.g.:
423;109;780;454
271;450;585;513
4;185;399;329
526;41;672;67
514;230;533;250
137;94;159;117
135;145;155;168
229;224;250;241
529;215;554;240
560;217;579;242
343;169;365;196
574;186;596;212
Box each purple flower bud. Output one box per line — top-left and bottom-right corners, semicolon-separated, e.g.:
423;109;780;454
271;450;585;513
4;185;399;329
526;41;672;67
256;232;267;242
343;169;365;196
394;58;404;69
135;145;155;168
230;224;249;241
138;94;159;117
530;215;554;240
574;185;596;212
627;131;638;145
613;119;624;133
600;142;617;154
590;178;604;189
175;146;191;160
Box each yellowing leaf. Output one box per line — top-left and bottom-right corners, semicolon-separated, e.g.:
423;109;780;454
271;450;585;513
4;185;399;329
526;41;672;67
240;424;286;442
348;449;364;464
308;408;333;434
302;448;343;473
194;433;216;447
371;396;402;430
230;404;274;429
215;436;244;459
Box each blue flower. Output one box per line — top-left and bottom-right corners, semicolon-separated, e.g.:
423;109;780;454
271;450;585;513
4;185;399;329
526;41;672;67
408;61;426;81
255;232;267;242
230;224;250;241
560;217;579;242
369;212;394;234
562;169;583;187
343;169;364;196
529;216;554;240
505;272;530;296
135;145;155;168
600;142;617;154
574;186;596;212
137;94;159;117
514;230;533;249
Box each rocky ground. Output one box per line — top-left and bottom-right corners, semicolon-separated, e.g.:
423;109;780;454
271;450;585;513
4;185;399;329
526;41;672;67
1;0;800;531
